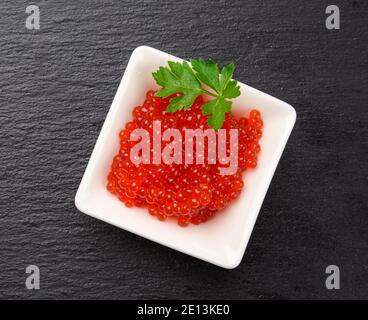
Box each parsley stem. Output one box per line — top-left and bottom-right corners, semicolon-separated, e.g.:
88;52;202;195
200;89;218;98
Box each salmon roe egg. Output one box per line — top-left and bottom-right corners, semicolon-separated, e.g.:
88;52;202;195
107;90;263;226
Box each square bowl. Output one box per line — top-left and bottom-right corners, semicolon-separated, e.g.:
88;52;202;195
75;46;296;269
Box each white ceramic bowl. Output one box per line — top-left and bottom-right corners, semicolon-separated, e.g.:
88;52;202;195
75;46;296;269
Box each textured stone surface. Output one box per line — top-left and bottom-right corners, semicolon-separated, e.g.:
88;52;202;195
0;0;367;299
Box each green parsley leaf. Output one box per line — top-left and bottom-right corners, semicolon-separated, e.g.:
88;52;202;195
202;97;232;130
190;59;221;93
152;58;241;129
166;93;200;112
152;61;202;111
220;63;234;91
222;79;241;99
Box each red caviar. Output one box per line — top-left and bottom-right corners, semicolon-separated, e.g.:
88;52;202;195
107;90;263;226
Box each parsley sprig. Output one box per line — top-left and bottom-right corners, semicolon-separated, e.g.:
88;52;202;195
152;59;241;130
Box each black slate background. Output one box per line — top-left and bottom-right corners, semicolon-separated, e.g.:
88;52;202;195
0;0;367;299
